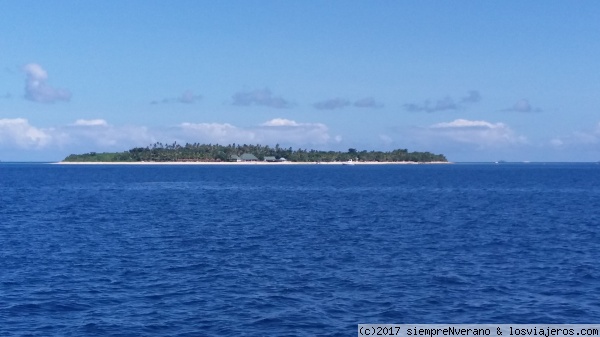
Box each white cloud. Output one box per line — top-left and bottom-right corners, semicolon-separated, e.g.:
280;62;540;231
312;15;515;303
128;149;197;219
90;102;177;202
261;118;299;127
66;121;155;148
24;63;47;80
431;119;494;129
23;63;71;103
550;138;564;147
539;123;600;161
428;119;526;146
573;130;600;144
72;119;109;126
552;122;600;147
259;119;330;144
179;122;253;143
0;118;155;151
179;118;331;145
379;134;393;145
0;118;54;148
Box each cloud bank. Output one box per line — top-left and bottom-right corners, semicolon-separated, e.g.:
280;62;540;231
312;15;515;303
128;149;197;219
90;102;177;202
428;119;526;146
313;98;350;110
404;90;480;113
23;63;71;103
382;118;530;161
151;90;202;104
0;118;55;148
64;120;156;148
313;97;384;110
354;97;384;108
232;88;291;108
550;122;600;147
0;118;338;160
180;118;333;145
0;118;154;152
4;116;599;162
502;99;542;112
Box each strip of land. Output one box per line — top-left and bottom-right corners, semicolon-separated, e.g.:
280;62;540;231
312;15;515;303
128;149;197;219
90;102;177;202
61;143;449;164
55;161;451;165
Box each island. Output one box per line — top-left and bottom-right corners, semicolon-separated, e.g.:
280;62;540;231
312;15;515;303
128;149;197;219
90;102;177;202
61;142;448;164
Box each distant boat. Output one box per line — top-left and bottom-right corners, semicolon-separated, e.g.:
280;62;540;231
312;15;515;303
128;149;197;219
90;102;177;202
342;159;355;166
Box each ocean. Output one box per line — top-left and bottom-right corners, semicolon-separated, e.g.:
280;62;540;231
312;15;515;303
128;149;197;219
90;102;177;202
1;163;599;336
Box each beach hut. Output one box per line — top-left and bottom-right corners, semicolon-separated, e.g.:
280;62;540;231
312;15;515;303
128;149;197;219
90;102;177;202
240;153;258;161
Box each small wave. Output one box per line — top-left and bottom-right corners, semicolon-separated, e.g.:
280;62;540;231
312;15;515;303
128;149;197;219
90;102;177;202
432;273;473;285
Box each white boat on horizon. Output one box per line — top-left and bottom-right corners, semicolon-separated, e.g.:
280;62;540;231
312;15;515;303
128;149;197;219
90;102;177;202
342;159;355;165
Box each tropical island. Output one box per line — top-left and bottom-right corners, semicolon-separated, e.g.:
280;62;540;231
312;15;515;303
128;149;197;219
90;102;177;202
61;142;448;163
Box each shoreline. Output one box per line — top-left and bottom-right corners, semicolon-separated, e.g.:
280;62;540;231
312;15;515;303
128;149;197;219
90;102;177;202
54;161;452;165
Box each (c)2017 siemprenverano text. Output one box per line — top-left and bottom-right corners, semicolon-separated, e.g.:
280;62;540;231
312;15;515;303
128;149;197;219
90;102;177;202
358;325;600;337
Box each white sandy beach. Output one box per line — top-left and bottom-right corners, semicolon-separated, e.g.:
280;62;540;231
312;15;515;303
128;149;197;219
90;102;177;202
54;161;451;165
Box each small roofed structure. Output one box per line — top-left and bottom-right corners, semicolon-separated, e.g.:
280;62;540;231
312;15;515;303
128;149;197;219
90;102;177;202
230;154;242;162
277;157;287;162
263;156;277;162
240;153;258;161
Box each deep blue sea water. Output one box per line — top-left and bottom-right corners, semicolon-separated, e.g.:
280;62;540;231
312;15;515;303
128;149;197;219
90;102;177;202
1;163;599;336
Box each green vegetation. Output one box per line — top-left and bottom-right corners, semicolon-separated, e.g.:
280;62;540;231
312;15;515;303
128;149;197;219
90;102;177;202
63;142;447;162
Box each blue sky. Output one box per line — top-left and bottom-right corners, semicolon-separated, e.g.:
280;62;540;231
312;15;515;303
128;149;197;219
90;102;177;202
1;1;600;161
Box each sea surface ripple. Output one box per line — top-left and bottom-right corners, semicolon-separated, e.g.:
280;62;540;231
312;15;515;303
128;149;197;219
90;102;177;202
1;163;599;336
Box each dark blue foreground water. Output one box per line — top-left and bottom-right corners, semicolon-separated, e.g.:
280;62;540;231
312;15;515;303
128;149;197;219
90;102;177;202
1;163;599;336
